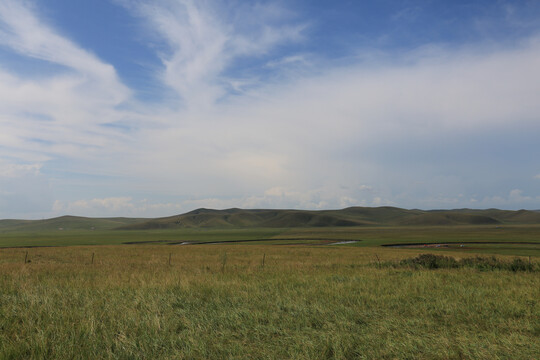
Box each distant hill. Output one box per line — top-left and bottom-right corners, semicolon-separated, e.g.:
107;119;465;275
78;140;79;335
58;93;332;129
397;212;501;226
115;207;540;230
0;215;147;233
2;207;540;232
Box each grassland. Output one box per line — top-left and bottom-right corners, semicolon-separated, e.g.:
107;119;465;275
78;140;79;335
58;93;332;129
0;245;539;359
2;224;539;257
1;209;539;358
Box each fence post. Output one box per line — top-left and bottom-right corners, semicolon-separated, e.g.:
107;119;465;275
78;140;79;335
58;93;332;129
221;252;227;273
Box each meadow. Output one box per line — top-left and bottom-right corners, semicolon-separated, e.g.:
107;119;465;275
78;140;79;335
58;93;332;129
2;224;540;257
0;237;539;359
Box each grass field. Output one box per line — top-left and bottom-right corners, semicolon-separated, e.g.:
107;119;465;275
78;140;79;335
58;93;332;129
1;224;539;359
0;245;538;359
2;225;539;257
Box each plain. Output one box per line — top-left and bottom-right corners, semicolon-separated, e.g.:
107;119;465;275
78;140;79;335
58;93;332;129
0;223;539;359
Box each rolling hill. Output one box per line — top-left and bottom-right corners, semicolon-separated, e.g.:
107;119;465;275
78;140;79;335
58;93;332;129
0;215;147;233
115;207;540;230
2;207;540;232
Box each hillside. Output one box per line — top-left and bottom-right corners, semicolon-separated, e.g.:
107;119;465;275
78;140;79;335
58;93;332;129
2;207;540;232
0;215;147;233
115;207;540;230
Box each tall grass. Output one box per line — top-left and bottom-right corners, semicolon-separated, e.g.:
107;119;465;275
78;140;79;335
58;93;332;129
0;245;538;359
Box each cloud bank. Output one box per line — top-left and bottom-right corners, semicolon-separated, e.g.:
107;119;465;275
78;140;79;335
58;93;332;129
1;0;539;218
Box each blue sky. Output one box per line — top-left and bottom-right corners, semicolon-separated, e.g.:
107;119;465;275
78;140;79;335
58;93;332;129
1;0;540;218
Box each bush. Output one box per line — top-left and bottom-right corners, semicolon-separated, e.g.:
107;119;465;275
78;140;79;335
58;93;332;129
396;254;537;272
460;256;501;271
509;258;532;272
399;254;458;269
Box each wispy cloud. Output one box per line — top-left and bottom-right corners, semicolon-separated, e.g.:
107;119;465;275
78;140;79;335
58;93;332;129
0;0;133;165
0;1;128;97
0;159;51;218
1;1;540;218
0;1;143;219
53;197;136;215
50;185;383;217
0;161;41;178
86;35;540;215
479;189;540;209
121;0;305;110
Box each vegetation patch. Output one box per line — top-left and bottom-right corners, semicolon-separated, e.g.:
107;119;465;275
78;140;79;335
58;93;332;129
391;253;538;272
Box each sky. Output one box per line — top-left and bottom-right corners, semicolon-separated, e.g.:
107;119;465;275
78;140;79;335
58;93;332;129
1;0;540;219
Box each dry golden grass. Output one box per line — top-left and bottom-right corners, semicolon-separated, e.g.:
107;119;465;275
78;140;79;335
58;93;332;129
1;245;538;359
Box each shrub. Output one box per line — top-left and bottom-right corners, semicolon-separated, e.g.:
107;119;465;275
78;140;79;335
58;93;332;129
460;256;501;271
399;254;458;269
509;258;532;272
395;254;537;272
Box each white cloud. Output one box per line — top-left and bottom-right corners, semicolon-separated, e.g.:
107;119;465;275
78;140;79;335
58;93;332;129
0;162;41;178
121;0;305;111
478;189;540;209
339;196;359;208
535;174;540;180
84;35;540;215
53;197;136;215
181;185;384;212
266;54;310;68
52;197;200;217
140;39;540;185
508;189;533;203
0;160;52;218
50;185;383;217
0;1;128;100
358;185;373;192
0;0;132;170
1;1;540;217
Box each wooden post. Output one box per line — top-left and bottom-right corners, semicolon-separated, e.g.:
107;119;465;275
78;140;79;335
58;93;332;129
168;253;172;266
262;253;266;268
24;251;28;264
375;254;381;267
91;252;95;265
221;252;227;273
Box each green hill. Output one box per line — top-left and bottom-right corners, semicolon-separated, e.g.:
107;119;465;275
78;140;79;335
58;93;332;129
397;212;500;226
116;207;537;230
2;207;539;232
0;215;147;233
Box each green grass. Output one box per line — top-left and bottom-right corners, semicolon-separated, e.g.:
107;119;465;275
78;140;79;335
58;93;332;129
1;214;539;358
0;245;538;359
2;225;540;257
0;228;285;247
275;225;540;256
